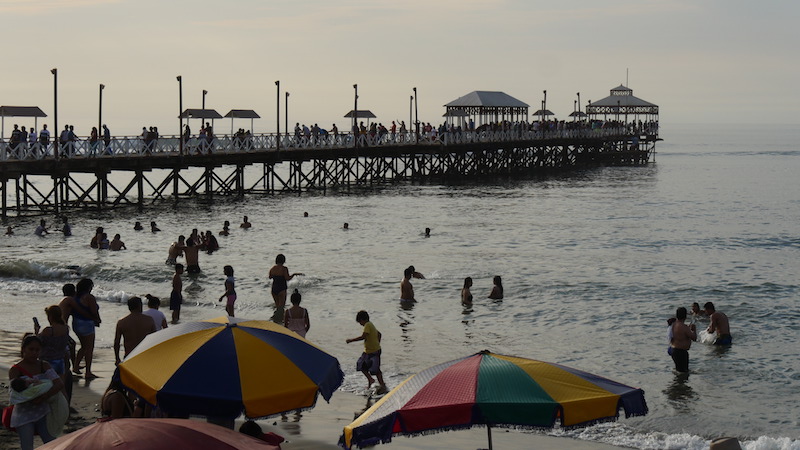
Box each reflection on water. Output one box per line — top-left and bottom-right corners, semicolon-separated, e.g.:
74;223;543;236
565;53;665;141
397;310;414;347
664;373;695;413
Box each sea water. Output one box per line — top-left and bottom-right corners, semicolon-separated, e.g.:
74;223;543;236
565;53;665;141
1;123;799;449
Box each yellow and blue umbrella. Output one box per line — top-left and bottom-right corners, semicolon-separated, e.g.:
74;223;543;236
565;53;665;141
341;350;647;449
118;316;343;419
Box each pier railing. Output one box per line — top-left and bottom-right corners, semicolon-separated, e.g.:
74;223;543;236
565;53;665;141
0;127;650;161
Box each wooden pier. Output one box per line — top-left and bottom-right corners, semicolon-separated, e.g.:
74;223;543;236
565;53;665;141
0;128;657;218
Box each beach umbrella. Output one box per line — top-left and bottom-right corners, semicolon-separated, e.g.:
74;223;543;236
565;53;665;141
340;350;647;450
39;418;279;449
117;316;344;419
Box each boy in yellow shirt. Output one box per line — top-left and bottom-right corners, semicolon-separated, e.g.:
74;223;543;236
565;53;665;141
346;310;387;394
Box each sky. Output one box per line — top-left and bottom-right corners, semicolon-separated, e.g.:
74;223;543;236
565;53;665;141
1;0;798;137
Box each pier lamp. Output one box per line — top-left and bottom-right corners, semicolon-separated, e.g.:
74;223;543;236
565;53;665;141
275;80;280;150
542;90;547;123
202;90;207;110
99;84;105;134
577;92;581;115
409;95;413;138
285;92;289;142
177;75;183;156
353;84;358;149
413;87;419;144
51;68;58;159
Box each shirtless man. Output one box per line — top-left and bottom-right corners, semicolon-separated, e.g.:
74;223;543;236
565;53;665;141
704;302;732;345
109;234;126;251
114;297;156;365
400;267;416;304
669;307;697;373
240;216;251;229
184;238;201;273
166;235;185;265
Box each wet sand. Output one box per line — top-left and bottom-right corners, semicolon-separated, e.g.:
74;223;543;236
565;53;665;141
1;330;625;449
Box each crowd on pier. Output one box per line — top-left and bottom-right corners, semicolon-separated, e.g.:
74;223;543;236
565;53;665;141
1;117;658;160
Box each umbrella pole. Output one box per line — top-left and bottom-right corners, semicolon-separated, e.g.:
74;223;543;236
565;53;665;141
487;425;493;450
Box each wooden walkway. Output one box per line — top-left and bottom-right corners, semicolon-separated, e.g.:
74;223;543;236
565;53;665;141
0;128;657;217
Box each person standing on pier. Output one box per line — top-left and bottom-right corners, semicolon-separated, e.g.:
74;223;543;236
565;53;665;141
89;127;99;156
39;124;50;154
102;124;111;154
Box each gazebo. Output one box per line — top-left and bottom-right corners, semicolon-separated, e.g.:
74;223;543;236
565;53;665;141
586;85;658;124
224;109;260;134
0;106;47;140
180;108;224;134
443;91;529;128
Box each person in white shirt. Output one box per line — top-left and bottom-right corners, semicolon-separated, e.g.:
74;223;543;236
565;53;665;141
142;294;168;331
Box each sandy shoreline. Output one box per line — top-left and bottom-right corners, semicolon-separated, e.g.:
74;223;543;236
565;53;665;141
1;329;625;449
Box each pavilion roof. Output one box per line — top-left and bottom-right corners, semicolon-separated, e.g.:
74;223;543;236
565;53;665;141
180;109;224;119
224;109;261;119
444;91;529;108
589;85;658;108
0;106;47;117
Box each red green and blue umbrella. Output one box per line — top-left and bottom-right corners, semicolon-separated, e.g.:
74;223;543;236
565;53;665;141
118;316;343;419
341;350;647;449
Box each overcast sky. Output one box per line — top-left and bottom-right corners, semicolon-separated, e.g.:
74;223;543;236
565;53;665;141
1;0;797;136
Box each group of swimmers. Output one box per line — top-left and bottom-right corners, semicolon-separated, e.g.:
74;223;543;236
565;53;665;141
668;301;732;373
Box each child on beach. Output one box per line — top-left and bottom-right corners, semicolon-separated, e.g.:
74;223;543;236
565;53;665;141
284;289;310;337
345;310;387;395
218;265;236;317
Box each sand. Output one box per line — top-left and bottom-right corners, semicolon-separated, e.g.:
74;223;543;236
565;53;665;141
0;330;625;449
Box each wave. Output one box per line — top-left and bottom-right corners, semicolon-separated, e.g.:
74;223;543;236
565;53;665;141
0;260;86;281
550;422;800;450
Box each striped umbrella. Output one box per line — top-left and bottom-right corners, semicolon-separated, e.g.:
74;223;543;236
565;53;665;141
341;350;647;449
118;316;343;419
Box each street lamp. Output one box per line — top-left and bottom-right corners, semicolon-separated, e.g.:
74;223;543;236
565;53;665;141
413;87;418;144
177;75;183;155
353;84;358;149
275;80;280;150
409;95;413;139
285;92;289;142
99;84;105;134
542;90;547;123
51;68;58;159
202;90;207;110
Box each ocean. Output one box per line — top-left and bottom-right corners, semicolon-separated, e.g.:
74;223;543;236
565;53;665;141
1;123;798;449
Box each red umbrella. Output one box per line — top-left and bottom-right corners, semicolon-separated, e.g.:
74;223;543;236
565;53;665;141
39;418;280;449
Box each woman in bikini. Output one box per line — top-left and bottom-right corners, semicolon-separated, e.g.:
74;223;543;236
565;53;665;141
268;254;303;309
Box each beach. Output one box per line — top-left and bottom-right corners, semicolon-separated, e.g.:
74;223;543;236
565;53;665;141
1;329;627;449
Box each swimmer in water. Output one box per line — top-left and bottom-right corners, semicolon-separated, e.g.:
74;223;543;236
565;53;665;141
400;267;416;304
488;275;503;300
461;277;473;307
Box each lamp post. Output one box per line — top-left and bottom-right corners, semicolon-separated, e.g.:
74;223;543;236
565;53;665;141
353;84;358;149
409;95;413;140
275;80;280;150
413;87;418;144
98;84;105;134
542;90;547;123
577;92;581;115
177;75;183;155
51;68;58;159
285;91;289;143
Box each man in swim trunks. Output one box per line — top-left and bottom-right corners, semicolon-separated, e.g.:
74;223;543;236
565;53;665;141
170;264;184;324
400;267;416;303
704;302;732;345
669;307;697;373
113;297;156;365
183;238;201;273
